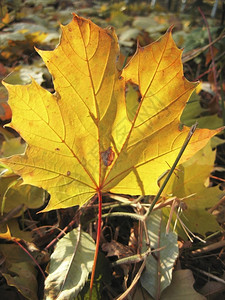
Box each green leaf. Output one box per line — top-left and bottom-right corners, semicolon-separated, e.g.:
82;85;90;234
140;209;179;299
44;228;95;300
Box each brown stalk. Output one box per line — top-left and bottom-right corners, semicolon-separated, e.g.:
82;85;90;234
198;7;219;103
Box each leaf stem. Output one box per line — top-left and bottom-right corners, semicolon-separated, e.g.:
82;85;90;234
89;190;102;299
148;123;198;215
13;238;46;279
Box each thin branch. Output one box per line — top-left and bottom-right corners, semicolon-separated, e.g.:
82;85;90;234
13;239;46;279
111;246;166;267
192;240;225;255
182;32;225;64
198;7;219;103
191;266;225;285
101;211;145;221
208;195;225;213
116;258;147;300
148;123;198;215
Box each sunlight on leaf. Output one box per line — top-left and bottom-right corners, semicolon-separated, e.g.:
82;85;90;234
1;14;220;211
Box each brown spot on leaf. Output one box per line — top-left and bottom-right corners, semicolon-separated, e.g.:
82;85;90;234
101;147;115;167
67;171;71;176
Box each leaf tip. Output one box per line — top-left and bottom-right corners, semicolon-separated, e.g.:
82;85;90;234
167;25;174;33
72;12;79;19
72;13;88;27
105;25;116;37
137;39;142;49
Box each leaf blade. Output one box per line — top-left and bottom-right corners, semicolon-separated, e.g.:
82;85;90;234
1;15;221;210
44;228;95;300
140;209;179;299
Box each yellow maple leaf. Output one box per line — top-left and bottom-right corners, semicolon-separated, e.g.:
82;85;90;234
1;15;220;211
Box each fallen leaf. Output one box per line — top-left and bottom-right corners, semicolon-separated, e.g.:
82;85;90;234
133;283;154;300
140;209;179;299
0;173;45;216
163;142;223;238
102;240;134;258
44;228;95;300
0;219;32;242
199;280;225;299
161;269;206;300
1;14;220;211
0;243;38;300
181;92;223;130
0;102;11;121
0;137;26;157
0;86;12;121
